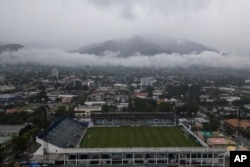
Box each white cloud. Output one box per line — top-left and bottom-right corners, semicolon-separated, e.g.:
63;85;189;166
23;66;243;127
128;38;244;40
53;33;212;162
0;0;249;56
0;48;249;69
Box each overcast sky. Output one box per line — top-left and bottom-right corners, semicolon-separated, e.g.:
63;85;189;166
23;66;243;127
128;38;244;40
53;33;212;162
0;0;249;56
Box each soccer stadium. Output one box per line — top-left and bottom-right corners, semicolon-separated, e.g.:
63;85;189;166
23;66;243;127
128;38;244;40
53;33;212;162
29;113;228;167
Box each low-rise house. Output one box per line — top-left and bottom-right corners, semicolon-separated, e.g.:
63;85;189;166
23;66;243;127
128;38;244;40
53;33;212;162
201;86;217;95
134;92;148;99
153;90;163;96
218;87;236;94
62;97;73;104
116;103;129;111
220;96;240;104
74;105;102;118
207;137;231;148
194;117;209;124
0;94;20;104
88;92;104;101
113;84;128;91
0;85;15;91
84;101;106;106
224;119;250;131
5;108;21;114
116;94;129;103
0;125;27;137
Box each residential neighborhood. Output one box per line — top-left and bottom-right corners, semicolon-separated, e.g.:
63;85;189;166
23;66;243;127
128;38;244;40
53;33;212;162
0;65;250;166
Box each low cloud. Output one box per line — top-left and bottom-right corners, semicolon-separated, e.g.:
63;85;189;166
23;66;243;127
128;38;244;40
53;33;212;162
0;48;249;69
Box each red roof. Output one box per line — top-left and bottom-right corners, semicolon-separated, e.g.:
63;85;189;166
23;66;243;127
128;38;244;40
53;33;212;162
207;138;227;145
5;108;20;114
134;92;148;97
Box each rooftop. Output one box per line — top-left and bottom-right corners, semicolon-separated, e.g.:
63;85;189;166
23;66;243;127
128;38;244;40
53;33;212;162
0;124;26;134
207;138;228;145
39;116;88;148
224;119;250;129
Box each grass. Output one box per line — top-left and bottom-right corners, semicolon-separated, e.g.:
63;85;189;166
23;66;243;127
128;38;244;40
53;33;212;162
80;126;201;148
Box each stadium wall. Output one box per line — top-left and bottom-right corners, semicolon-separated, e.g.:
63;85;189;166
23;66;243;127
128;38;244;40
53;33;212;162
180;123;209;147
33;147;227;166
34;137;64;155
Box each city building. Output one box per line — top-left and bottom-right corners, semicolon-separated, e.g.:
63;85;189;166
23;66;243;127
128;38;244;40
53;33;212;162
74;105;102;118
51;68;59;79
0;125;27;137
140;78;155;87
0;94;20;103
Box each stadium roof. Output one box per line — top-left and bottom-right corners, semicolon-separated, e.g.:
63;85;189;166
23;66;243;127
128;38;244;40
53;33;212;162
91;112;174;119
38;116;88;148
64;147;227;154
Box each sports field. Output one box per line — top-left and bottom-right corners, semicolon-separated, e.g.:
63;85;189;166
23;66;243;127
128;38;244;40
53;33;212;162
80;126;200;148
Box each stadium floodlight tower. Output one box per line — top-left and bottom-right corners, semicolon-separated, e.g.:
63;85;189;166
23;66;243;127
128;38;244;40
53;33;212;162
42;98;49;164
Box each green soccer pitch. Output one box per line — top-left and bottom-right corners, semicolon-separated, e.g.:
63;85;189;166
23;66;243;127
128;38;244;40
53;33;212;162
80;126;201;148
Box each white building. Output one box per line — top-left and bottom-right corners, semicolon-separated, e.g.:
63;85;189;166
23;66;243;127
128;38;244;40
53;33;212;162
84;101;106;106
51;68;59;78
140;78;155;87
218;87;235;93
220;96;240;103
74;105;102;118
113;84;128;91
0;85;15;91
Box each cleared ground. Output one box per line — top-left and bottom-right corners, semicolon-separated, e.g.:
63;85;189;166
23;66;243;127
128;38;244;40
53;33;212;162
80;126;200;148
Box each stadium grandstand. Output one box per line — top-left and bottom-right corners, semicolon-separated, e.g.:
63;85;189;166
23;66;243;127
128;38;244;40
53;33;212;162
91;112;176;126
37;116;88;148
28;113;228;167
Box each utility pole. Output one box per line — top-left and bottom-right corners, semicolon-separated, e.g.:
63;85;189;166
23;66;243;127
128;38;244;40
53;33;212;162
236;107;241;151
42;98;49;164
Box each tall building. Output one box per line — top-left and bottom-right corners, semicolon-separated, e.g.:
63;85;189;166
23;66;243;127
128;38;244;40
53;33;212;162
51;68;59;79
140;78;154;87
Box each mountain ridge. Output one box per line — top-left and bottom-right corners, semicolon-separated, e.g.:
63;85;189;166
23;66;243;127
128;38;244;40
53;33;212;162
73;35;217;57
0;44;23;54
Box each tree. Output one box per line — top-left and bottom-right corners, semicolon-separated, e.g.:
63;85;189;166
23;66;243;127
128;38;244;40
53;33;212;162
184;101;199;117
12;128;40;156
37;90;48;101
76;94;87;105
101;104;109;112
55;105;66;117
157;102;172;112
0;112;28;125
31;106;48;128
128;95;133;112
202;121;220;131
209;121;220;131
133;98;157;112
225;127;234;136
214;99;228;107
175;105;186;117
146;86;154;98
67;106;75;117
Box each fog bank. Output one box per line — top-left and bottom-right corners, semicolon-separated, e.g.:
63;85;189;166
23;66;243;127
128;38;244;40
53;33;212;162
0;48;248;69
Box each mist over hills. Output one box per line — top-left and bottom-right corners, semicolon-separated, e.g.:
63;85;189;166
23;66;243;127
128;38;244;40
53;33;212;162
0;44;23;54
1;36;249;69
74;35;217;57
